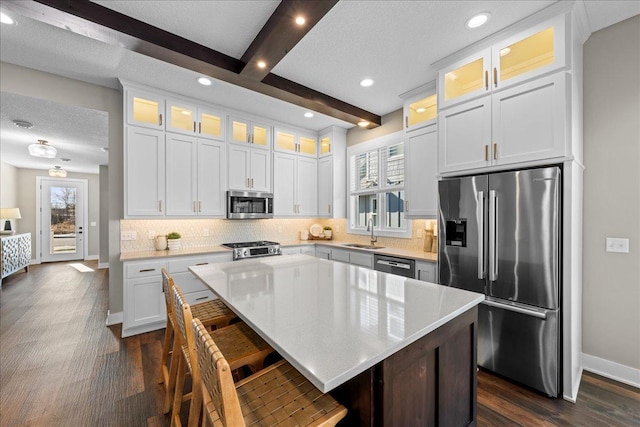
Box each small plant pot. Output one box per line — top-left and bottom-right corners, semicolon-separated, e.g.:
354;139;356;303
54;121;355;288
167;239;182;251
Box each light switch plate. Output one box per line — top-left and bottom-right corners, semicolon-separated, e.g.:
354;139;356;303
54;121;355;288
148;230;156;240
606;237;629;253
121;231;137;241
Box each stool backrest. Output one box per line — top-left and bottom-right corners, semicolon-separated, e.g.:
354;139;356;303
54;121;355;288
161;268;174;316
192;318;245;427
171;283;197;377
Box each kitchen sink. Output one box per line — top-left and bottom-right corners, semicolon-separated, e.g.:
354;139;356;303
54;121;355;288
342;243;385;250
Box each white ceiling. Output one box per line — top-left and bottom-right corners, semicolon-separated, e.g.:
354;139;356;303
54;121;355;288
0;0;638;174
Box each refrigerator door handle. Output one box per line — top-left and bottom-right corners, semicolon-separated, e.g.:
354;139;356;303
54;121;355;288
489;190;497;281
477;191;485;279
483;299;548;320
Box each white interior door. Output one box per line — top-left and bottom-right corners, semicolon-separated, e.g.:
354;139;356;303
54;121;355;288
40;178;87;263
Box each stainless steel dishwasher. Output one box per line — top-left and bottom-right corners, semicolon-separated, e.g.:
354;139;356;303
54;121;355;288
374;254;415;278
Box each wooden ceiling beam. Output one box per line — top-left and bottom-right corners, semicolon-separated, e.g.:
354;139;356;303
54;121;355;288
3;0;380;127
240;0;338;81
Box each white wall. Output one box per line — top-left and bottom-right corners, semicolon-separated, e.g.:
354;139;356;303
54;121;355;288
582;15;640;386
0;161;19;231
99;165;109;267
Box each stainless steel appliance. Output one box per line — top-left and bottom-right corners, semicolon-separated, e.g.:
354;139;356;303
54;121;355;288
374;254;415;278
438;166;561;397
222;240;281;260
226;191;273;219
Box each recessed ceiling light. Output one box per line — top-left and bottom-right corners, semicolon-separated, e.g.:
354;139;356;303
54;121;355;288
466;12;490;29
304;112;314;118
499;47;511;57
197;77;212;86
295;16;305;26
12;120;33;129
1;12;15;25
360;78;374;87
357;120;370;128
257;61;267;69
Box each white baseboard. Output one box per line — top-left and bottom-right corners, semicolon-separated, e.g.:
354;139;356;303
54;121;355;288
98;262;109;269
30;259;40;265
85;255;99;261
106;310;123;326
563;366;583;403
582;353;640;389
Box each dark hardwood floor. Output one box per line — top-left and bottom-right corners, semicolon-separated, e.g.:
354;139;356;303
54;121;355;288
1;261;638;426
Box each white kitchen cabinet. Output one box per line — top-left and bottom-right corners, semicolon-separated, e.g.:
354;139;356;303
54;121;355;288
166;99;225;141
281;245;315;256
405;123;438;217
416;261;437;283
275;128;317;157
328;247;373;268
439;72;567;173
403;91;438;133
318;157;333;217
126;88;165;130
315;246;331;260
227;144;271;192
273;153;317;216
123;260;167;337
165;134;226;216
317;126;347;218
125;126;166;217
228;116;271;149
437;15;566;110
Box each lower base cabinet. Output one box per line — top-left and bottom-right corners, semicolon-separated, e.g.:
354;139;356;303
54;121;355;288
416;260;437;282
122;252;232;337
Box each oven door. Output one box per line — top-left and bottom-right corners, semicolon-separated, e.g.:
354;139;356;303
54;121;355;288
227;191;273;219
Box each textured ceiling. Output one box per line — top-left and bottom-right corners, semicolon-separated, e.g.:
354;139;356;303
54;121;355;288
0;0;638;174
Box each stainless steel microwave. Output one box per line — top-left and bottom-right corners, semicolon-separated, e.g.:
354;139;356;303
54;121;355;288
226;191;274;219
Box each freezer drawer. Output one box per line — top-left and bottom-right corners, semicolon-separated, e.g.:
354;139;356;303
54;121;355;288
478;300;559;397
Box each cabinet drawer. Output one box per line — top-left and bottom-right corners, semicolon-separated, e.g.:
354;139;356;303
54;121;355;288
184;290;218;306
331;249;350;263
350;252;373;269
168;256;214;273
126;261;167;279
171;271;208;294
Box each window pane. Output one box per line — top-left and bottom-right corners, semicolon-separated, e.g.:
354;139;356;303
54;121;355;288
356;151;378;190
50;186;77;254
384;143;404;186
385;190;405;229
357;194;377;228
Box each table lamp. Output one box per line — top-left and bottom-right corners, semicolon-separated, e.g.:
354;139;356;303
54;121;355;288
0;208;21;235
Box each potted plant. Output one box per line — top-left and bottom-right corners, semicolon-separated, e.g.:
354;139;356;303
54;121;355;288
167;231;182;250
323;226;332;239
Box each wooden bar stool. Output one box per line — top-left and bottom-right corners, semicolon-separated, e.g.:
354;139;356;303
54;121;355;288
192;317;348;427
171;284;274;427
160;268;237;413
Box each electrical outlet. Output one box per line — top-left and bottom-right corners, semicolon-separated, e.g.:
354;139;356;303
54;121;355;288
203;228;210;237
606;237;629;253
121;231;137;241
148;230;156;240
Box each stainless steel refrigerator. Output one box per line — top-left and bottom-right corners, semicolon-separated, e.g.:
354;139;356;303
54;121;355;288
438;166;561;397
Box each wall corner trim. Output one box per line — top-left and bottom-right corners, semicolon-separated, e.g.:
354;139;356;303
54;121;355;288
106;310;123;326
582;353;640;389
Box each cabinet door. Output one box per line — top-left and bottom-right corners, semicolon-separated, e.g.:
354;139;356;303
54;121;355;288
438;48;491;110
125;127;165;216
298;134;317;157
197;140;226;216
331;249;350;263
127;90;164;129
165;133;197;216
438;95;492;174
319;133;331;157
318;157;333;217
249;148;271;192
297;157;317;215
275;129;297;153
250;121;271;149
405;124;438;217
124;276;166;328
404;93;437;132
166;99;197;135
492;72;567;166
197;108;225;141
273;153;296;216
349;252;373;269
315;247;331;260
227;144;250;191
228;117;251;145
416;261;437;283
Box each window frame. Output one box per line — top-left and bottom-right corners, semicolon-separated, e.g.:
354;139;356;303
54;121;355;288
347;131;411;239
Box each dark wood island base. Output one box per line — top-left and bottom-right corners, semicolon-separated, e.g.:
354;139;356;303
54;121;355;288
332;306;478;427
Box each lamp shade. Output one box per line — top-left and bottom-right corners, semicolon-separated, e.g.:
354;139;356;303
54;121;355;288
0;208;21;219
28;139;57;158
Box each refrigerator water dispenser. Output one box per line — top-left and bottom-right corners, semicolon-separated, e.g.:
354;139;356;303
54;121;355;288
445;219;467;247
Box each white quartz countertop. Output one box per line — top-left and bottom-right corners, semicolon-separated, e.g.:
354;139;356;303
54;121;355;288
190;254;483;392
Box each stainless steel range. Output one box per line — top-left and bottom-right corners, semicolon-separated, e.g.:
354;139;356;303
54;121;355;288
222;241;282;260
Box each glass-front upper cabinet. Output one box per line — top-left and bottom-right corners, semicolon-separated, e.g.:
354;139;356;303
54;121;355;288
275;128;317;157
298;134;317;156
197;108;225;141
319;134;331;156
275;130;296;152
403;91;437;132
438;15;566;110
228;117;271;149
166;100;225;141
127;90;165;129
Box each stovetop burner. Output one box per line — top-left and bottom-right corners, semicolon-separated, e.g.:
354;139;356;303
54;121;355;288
222;241;281;260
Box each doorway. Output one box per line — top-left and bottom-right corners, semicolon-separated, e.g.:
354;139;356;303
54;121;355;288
37;177;88;263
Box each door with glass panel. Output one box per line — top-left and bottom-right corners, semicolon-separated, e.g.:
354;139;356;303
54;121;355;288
40;178;87;262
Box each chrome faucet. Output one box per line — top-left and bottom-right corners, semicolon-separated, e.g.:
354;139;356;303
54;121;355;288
367;217;377;245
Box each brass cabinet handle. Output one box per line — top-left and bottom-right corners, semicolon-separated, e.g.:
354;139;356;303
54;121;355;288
159;200;163;212
493;143;498;160
405;200;409;211
159;114;163;126
493;67;498;88
405;116;409;128
193;121;196;132
198;122;202;134
485;70;489;90
485;145;489;161
247;178;250;188
195;296;208;301
328;204;331;214
193;201;197;212
195;262;208;266
199;201;202;212
139;268;155;273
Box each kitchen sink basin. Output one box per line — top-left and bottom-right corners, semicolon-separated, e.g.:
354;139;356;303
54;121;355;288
342;243;385;250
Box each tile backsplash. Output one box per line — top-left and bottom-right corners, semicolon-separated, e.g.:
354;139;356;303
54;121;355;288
120;218;437;253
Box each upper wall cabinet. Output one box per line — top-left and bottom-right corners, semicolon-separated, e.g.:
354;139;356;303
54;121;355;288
228;116;271;149
274;128;317;157
125;127;165;216
317;127;347;218
438;15;566;110
403;92;437;133
127;89;165;130
166;99;225;141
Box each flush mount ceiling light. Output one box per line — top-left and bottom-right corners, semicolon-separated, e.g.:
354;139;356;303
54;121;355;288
304;112;314;118
48;166;67;178
295;16;306;26
257;61;267;69
358;120;370;128
12;119;33;129
1;12;15;25
360;78;374;87
197;77;212;86
466;12;490;29
28;139;57;158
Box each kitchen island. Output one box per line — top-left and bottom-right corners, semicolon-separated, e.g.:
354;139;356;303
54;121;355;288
190;254;484;426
